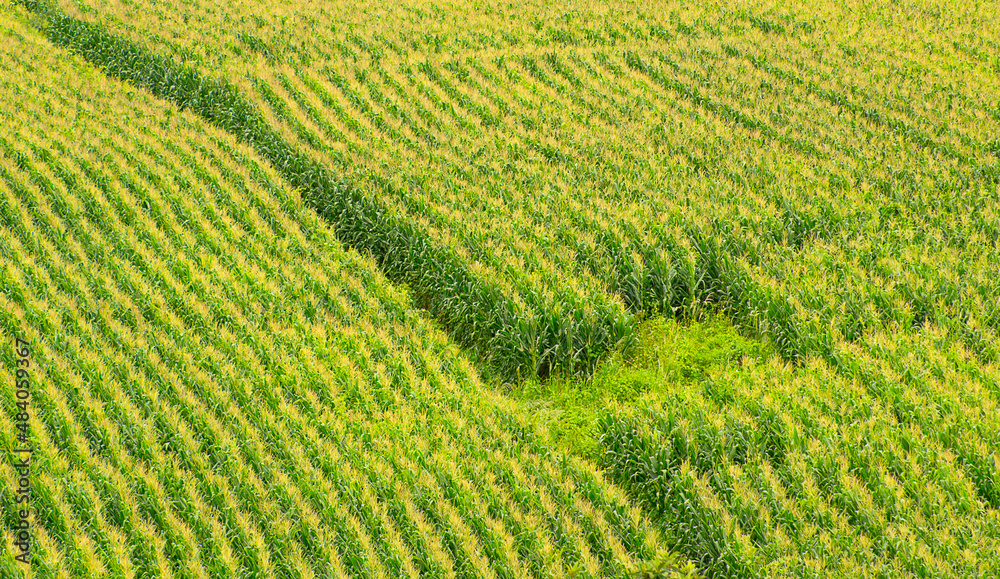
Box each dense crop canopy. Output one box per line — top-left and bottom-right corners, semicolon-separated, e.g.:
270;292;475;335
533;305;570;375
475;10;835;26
3;0;999;576
0;12;672;577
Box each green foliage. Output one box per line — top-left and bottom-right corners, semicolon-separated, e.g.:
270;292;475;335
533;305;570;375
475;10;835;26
8;0;1000;576
514;315;770;459
599;341;1000;577
629;552;702;579
0;16;671;577
15;0;634;381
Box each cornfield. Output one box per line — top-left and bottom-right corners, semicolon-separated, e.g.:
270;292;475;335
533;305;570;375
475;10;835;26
2;0;999;576
0;11;672;578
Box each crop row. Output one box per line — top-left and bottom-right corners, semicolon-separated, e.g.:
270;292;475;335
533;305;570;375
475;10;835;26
7;3;999;576
0;15;669;577
18;0;998;384
598;339;1000;578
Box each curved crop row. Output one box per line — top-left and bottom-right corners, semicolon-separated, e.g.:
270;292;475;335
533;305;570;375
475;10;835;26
0;15;672;577
16;0;998;384
598;340;1000;578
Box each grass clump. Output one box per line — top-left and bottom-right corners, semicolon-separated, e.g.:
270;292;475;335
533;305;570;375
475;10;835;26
513;315;772;459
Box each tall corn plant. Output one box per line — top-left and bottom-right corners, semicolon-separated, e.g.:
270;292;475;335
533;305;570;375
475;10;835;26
15;0;632;380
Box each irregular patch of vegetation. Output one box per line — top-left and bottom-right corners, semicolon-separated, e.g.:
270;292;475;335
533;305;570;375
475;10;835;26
513;315;772;459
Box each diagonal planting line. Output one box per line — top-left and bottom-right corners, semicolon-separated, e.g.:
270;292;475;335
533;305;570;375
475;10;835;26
13;0;634;380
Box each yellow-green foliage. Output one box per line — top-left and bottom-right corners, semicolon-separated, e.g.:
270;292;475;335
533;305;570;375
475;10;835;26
4;0;1000;577
0;13;679;578
515;317;769;459
599;327;1000;577
28;0;1000;379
